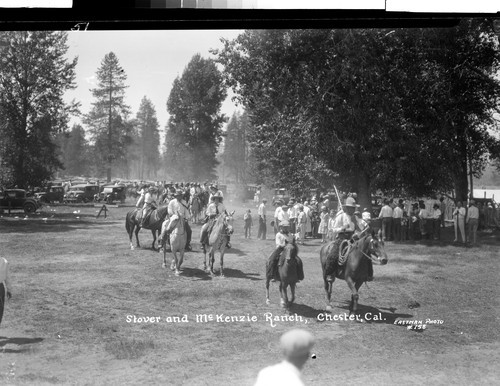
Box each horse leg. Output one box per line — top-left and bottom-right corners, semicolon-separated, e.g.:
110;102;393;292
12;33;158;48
179;248;184;270
290;283;296;304
265;277;271;305
346;276;360;316
210;250;216;276
135;226;141;249
162;242;168;268
220;250;225;278
202;244;208;272
174;250;180;276
280;283;288;308
151;229;157;251
129;224;135;250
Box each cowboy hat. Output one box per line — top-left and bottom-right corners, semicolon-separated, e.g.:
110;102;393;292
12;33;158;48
279;220;290;228
343;197;359;208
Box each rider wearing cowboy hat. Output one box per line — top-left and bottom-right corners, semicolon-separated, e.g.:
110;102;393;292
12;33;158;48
266;220;298;282
200;191;231;248
325;197;370;282
159;189;193;251
140;185;157;227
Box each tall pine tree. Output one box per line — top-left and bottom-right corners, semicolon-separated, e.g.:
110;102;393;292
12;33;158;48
164;54;227;181
0;31;78;188
136;96;160;180
84;52;130;182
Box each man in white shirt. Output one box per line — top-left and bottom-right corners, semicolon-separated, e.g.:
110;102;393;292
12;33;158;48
200;192;230;247
287;199;298;234
258;198;268;240
392;201;404;242
159;189;192;251
0;257;12;327
254;329;315;386
466;199;480;246
378;199;393;241
325;197;369;282
140;186;157;227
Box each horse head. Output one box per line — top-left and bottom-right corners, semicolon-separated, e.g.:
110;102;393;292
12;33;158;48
361;233;388;265
283;242;298;261
223;210;235;235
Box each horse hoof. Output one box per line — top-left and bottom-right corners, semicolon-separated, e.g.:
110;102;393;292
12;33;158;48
266;299;270;305
175;270;180;276
326;305;333;313
162;263;166;268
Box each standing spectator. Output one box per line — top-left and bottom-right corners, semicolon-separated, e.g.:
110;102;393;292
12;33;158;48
273;201;283;235
244;209;253;239
287;199;298;234
327;208;337;241
318;206;329;243
258;198;268;240
254;186;261;206
439;196;447;228
432;203;442;240
254;329;315;386
409;203;420;241
0;256;12;327
418;201;430;240
466;199;480;246
393;201;404;242
378;199;393;242
322;194;331;212
453;201;466;244
297;204;307;245
303;201;312;239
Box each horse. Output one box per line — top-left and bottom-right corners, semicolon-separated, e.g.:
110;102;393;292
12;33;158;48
161;214;187;276
265;242;303;309
190;195;202;223
125;205;169;250
201;211;235;277
320;232;388;317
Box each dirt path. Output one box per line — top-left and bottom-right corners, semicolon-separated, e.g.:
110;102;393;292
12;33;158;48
0;202;499;385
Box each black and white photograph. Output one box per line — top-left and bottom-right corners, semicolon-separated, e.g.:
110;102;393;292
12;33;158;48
0;5;499;385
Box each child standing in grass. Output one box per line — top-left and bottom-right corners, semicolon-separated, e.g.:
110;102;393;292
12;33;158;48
244;209;253;238
318;206;329;243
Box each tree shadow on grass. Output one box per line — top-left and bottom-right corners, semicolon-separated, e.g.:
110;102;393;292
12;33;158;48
288;303;326;319
0;337;44;353
0;216;111;234
179;267;212;281
214;268;263;281
336;302;414;326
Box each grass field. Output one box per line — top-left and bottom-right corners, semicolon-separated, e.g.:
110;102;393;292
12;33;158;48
0;200;499;385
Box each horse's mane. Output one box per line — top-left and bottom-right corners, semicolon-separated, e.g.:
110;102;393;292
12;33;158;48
283;242;298;259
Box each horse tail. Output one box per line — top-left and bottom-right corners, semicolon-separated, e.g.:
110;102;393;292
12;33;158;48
125;211;132;233
126;210;136;234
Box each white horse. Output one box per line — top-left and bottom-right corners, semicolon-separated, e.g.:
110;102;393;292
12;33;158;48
201;211;235;277
162;213;187;276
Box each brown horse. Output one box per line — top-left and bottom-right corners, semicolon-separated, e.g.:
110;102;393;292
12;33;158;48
265;242;303;309
320;233;388;317
125;205;169;250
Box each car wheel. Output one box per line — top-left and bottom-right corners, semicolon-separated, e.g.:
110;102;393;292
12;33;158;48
24;202;36;213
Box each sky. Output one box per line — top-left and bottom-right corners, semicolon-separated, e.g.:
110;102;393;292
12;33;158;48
63;30;245;134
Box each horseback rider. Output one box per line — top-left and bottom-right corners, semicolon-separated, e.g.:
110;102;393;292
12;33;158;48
158;189;193;251
140;186;157;227
200;191;231;248
266;220;301;282
325;197;370;282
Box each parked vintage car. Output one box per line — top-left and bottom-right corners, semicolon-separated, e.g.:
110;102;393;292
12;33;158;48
35;186;65;203
272;188;290;206
64;184;100;203
0;189;42;213
94;185;126;204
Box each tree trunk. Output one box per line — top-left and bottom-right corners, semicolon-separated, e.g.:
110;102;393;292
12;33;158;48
355;170;372;212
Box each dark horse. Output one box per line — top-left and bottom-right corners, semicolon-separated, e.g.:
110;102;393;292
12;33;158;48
320;233;388;317
265;242;304;309
125;205;169;250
